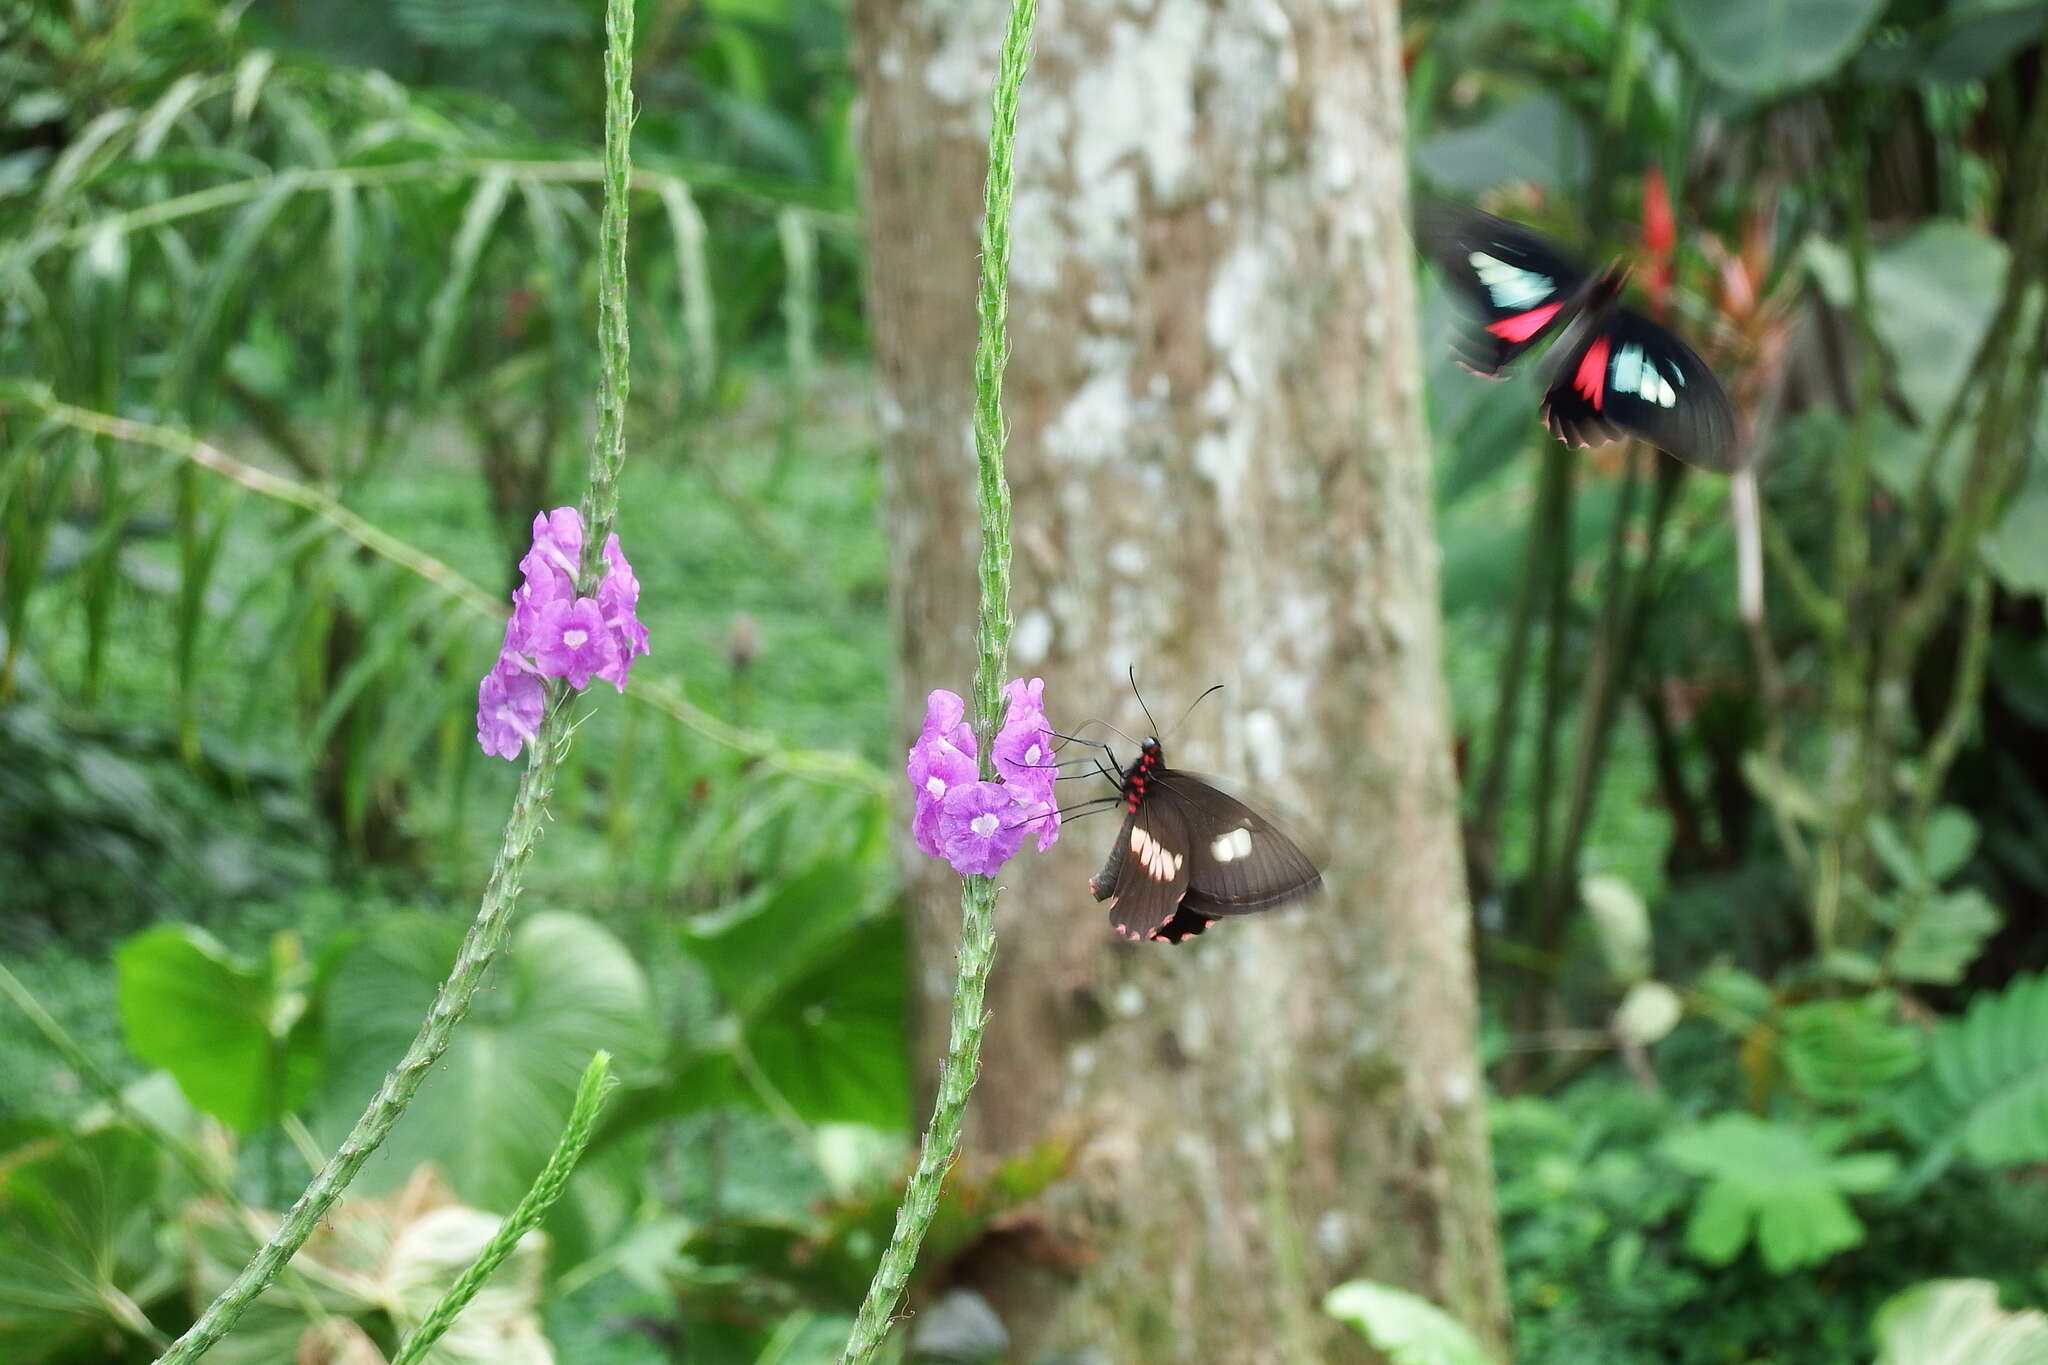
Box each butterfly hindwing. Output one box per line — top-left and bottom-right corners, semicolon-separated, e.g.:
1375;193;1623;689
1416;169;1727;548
1420;205;1592;377
1542;308;1738;471
1148;771;1323;915
1101;800;1198;943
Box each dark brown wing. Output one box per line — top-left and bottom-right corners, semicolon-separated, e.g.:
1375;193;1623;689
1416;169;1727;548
1099;800;1198;943
1148;771;1323;916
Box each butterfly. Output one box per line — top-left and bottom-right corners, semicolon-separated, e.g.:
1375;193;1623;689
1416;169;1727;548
1420;205;1739;471
1050;681;1322;944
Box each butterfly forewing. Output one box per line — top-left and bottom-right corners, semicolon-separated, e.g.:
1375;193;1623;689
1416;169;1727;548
1420;205;1592;377
1148;772;1324;915
1542;308;1738;470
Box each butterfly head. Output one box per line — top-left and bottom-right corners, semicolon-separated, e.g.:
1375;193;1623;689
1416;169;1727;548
1590;262;1631;309
1121;738;1163;811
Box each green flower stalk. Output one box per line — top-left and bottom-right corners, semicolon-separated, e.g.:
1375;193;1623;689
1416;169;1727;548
152;2;638;1358
390;1053;617;1365
838;1;1038;1360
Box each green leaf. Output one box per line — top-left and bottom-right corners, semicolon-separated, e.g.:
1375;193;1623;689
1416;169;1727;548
1868;222;2011;430
1669;0;1887;96
315;912;658;1212
0;1125;176;1360
1323;1280;1497;1365
1413;92;1588;195
1894;972;2048;1185
1892;889;2003;986
1983;466;2048;597
1921;808;1980;883
672;859;910;1130
1663;1114;1897;1272
1779;994;1924;1106
1874;1279;2048;1365
115;925;323;1133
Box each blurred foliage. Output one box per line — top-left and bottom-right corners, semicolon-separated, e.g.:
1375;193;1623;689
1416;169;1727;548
3;0;2048;1360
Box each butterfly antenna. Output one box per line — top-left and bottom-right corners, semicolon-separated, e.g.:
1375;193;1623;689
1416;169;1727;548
1128;665;1161;737
1164;683;1225;738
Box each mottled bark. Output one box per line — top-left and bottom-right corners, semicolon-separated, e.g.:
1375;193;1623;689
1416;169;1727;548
854;1;1508;1359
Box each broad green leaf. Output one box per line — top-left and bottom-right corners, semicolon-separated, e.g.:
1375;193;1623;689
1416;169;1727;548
1894;972;2048;1185
1922;808;1980;883
316;912;657;1212
1670;0;1887;96
1664;1114;1896;1271
673;859;910;1129
1892;889;2003;986
1868;222;2011;429
115;925;323;1133
1413;92;1588;195
0;1125;176;1360
1779;994;1924;1105
1323;1280;1497;1365
1874;1279;2048;1365
1983;467;2048;597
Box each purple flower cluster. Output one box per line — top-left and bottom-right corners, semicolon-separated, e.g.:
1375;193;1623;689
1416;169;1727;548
907;679;1061;877
477;507;650;760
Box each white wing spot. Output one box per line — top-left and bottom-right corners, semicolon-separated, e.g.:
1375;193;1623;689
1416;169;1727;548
1130;825;1184;882
1210;827;1254;863
1467;252;1552;310
1611;343;1677;407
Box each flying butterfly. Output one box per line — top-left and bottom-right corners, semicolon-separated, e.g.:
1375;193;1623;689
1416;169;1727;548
1420;204;1738;471
1047;678;1323;945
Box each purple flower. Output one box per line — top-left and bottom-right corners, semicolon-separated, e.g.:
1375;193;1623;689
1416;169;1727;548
907;733;978;859
937;781;1029;877
532;596;620;690
477;660;545;760
906;680;1063;867
919;688;975;754
594;534;649;690
994;678;1060;851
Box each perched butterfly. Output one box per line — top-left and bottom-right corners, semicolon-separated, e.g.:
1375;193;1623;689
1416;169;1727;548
1420;205;1738;471
1050;681;1322;944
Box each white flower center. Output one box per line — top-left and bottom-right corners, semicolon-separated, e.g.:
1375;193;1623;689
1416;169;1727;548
1024;743;1042;766
563;628;588;648
925;775;946;797
970;813;999;838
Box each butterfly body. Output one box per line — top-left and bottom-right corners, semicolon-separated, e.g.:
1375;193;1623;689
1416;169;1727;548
1086;737;1322;945
1423;207;1738;470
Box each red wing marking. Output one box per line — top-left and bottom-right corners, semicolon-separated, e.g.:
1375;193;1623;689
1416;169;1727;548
1484;300;1564;343
1573;335;1612;409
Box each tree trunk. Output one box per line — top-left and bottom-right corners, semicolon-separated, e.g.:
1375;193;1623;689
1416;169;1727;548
854;1;1509;1358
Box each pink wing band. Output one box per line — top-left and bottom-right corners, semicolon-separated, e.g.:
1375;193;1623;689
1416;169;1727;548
1485;300;1564;343
1573;335;1612;409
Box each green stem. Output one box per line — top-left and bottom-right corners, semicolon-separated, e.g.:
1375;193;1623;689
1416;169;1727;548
153;7;639;1358
838;2;1036;1359
1467;438;1552;893
1523;442;1577;951
390;1054;617;1365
